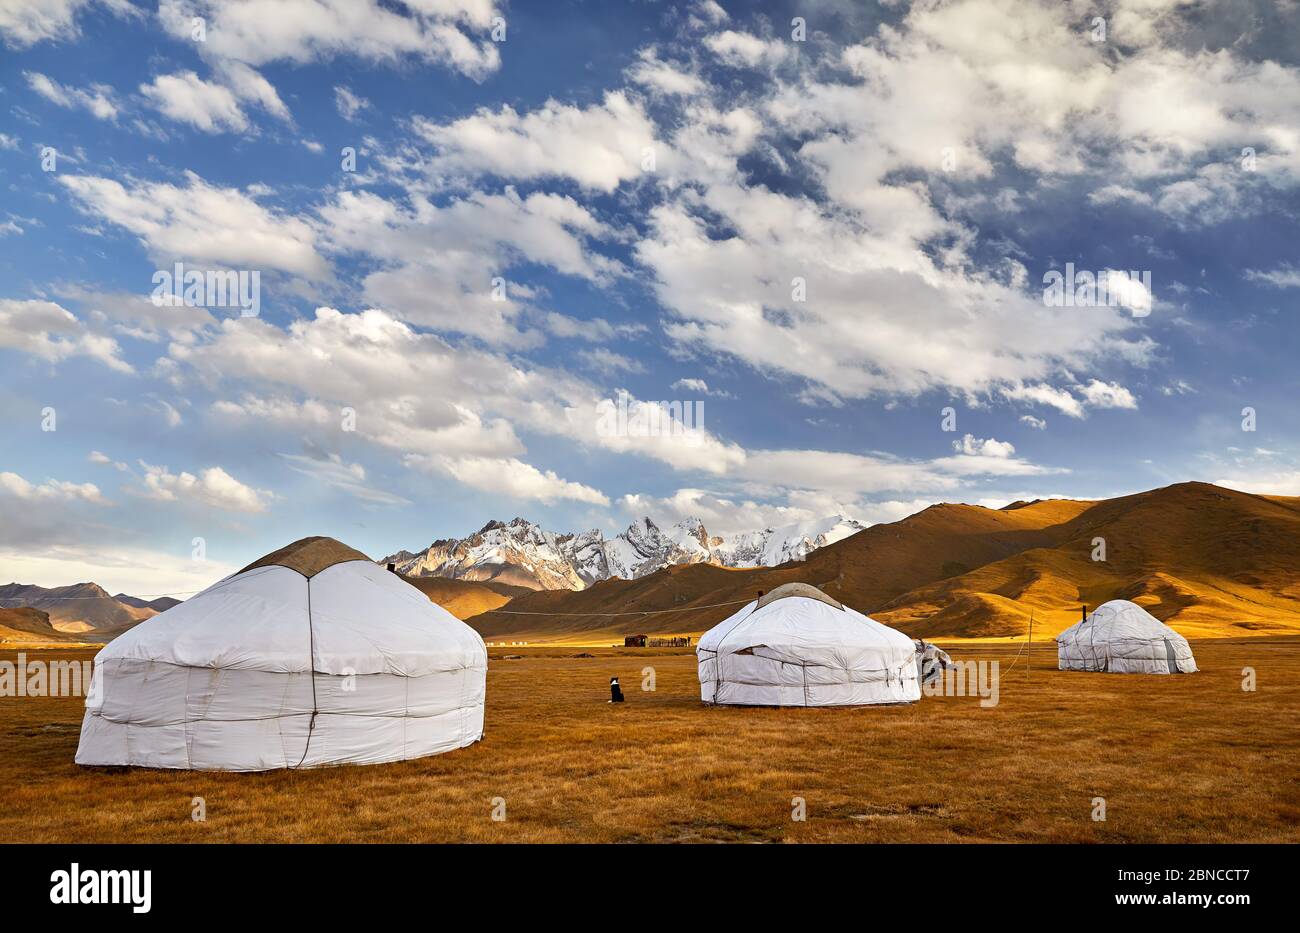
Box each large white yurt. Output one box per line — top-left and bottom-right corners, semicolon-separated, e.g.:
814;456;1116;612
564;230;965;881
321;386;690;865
697;582;920;706
76;537;487;771
1056;599;1197;674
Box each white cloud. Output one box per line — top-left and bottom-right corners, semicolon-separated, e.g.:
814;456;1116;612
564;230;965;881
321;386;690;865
279;452;411;506
413;92;657;192
89;450;129;471
541;312;640;342
59;172;327;277
1208;447;1300;497
624;447;1060;537
180;306;751;493
411;455;609;505
138;59;291;134
405;452;608;504
688;0;729;29
579;348;645;375
140;71;249;133
706;31;791;69
0;544;238;597
316;187;621;344
737;444;1061;500
374;0;1286;419
56;284;216;342
1002;382;1086;418
135;461;272;513
1160;379;1195;396
1216;471;1300;497
1089;184;1152;207
153;398;183;428
0;299;131;372
333;85;371;121
586;394;746;475
618;488;841;538
0;467;123;556
24;71;118;119
1246;264;1300;289
1077;379;1138;410
215;61;291;121
158;0;502;81
0;471;108;505
952;434;1016;458
638;191;1145;403
0;0;137;47
627;48;704;97
1102;269;1154;315
1020;414;1047;430
1002;379;1138;417
193;309;530;462
170;298;1068;507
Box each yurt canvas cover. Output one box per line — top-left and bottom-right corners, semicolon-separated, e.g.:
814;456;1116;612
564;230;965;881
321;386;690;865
76;537;487;771
1056;599;1197;674
697;583;920;706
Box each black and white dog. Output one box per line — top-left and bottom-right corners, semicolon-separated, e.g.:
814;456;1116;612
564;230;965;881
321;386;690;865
609;676;625;703
914;639;954;685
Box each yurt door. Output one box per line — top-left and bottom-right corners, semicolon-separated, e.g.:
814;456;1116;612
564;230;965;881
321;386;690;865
1162;638;1181;674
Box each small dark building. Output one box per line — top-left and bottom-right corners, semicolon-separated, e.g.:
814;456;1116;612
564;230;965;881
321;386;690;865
624;634;648;648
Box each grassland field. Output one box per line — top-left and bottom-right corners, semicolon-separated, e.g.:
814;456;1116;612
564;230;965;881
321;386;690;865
1;639;1297;843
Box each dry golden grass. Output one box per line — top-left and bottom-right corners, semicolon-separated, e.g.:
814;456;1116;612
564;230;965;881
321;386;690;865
1;640;1297;843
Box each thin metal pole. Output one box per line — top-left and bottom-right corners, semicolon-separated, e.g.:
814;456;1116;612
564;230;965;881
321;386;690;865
1027;609;1034;682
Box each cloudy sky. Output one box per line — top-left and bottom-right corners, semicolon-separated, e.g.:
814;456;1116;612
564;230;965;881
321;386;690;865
1;0;1298;594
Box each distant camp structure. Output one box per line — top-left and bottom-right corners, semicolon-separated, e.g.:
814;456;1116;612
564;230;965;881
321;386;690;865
1057;599;1197;674
697;583;920;706
76;536;487;771
624;634;692;648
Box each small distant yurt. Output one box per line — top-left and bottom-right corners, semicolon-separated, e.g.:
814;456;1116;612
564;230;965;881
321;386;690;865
1056;599;1197;674
697;583;920;706
76;537;487;771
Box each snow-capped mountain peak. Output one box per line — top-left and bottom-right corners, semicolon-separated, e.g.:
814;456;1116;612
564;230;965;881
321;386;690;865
381;514;865;591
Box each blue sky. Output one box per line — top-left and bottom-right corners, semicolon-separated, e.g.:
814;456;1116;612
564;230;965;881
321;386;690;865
1;0;1298;594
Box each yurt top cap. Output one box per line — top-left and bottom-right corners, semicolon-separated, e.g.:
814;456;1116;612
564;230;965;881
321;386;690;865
238;536;372;578
755;582;843;611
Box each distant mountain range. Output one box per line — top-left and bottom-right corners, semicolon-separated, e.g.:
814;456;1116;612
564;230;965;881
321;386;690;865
0;582;180;644
14;483;1300;647
381;514;866;591
464;483;1300;643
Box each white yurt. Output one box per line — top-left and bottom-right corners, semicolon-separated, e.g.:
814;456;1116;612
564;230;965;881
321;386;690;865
1056;599;1197;674
697;583;920;706
76;537;487;771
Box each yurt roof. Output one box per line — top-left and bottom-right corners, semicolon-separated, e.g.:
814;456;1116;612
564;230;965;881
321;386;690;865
237;536;372;578
756;582;843;611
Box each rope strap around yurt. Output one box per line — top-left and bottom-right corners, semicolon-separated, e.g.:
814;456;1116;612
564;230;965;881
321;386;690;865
293;576;320;769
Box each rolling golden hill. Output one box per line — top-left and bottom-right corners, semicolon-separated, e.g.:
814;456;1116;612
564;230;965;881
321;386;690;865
465;482;1300;643
0;607;100;647
398;574;532;620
